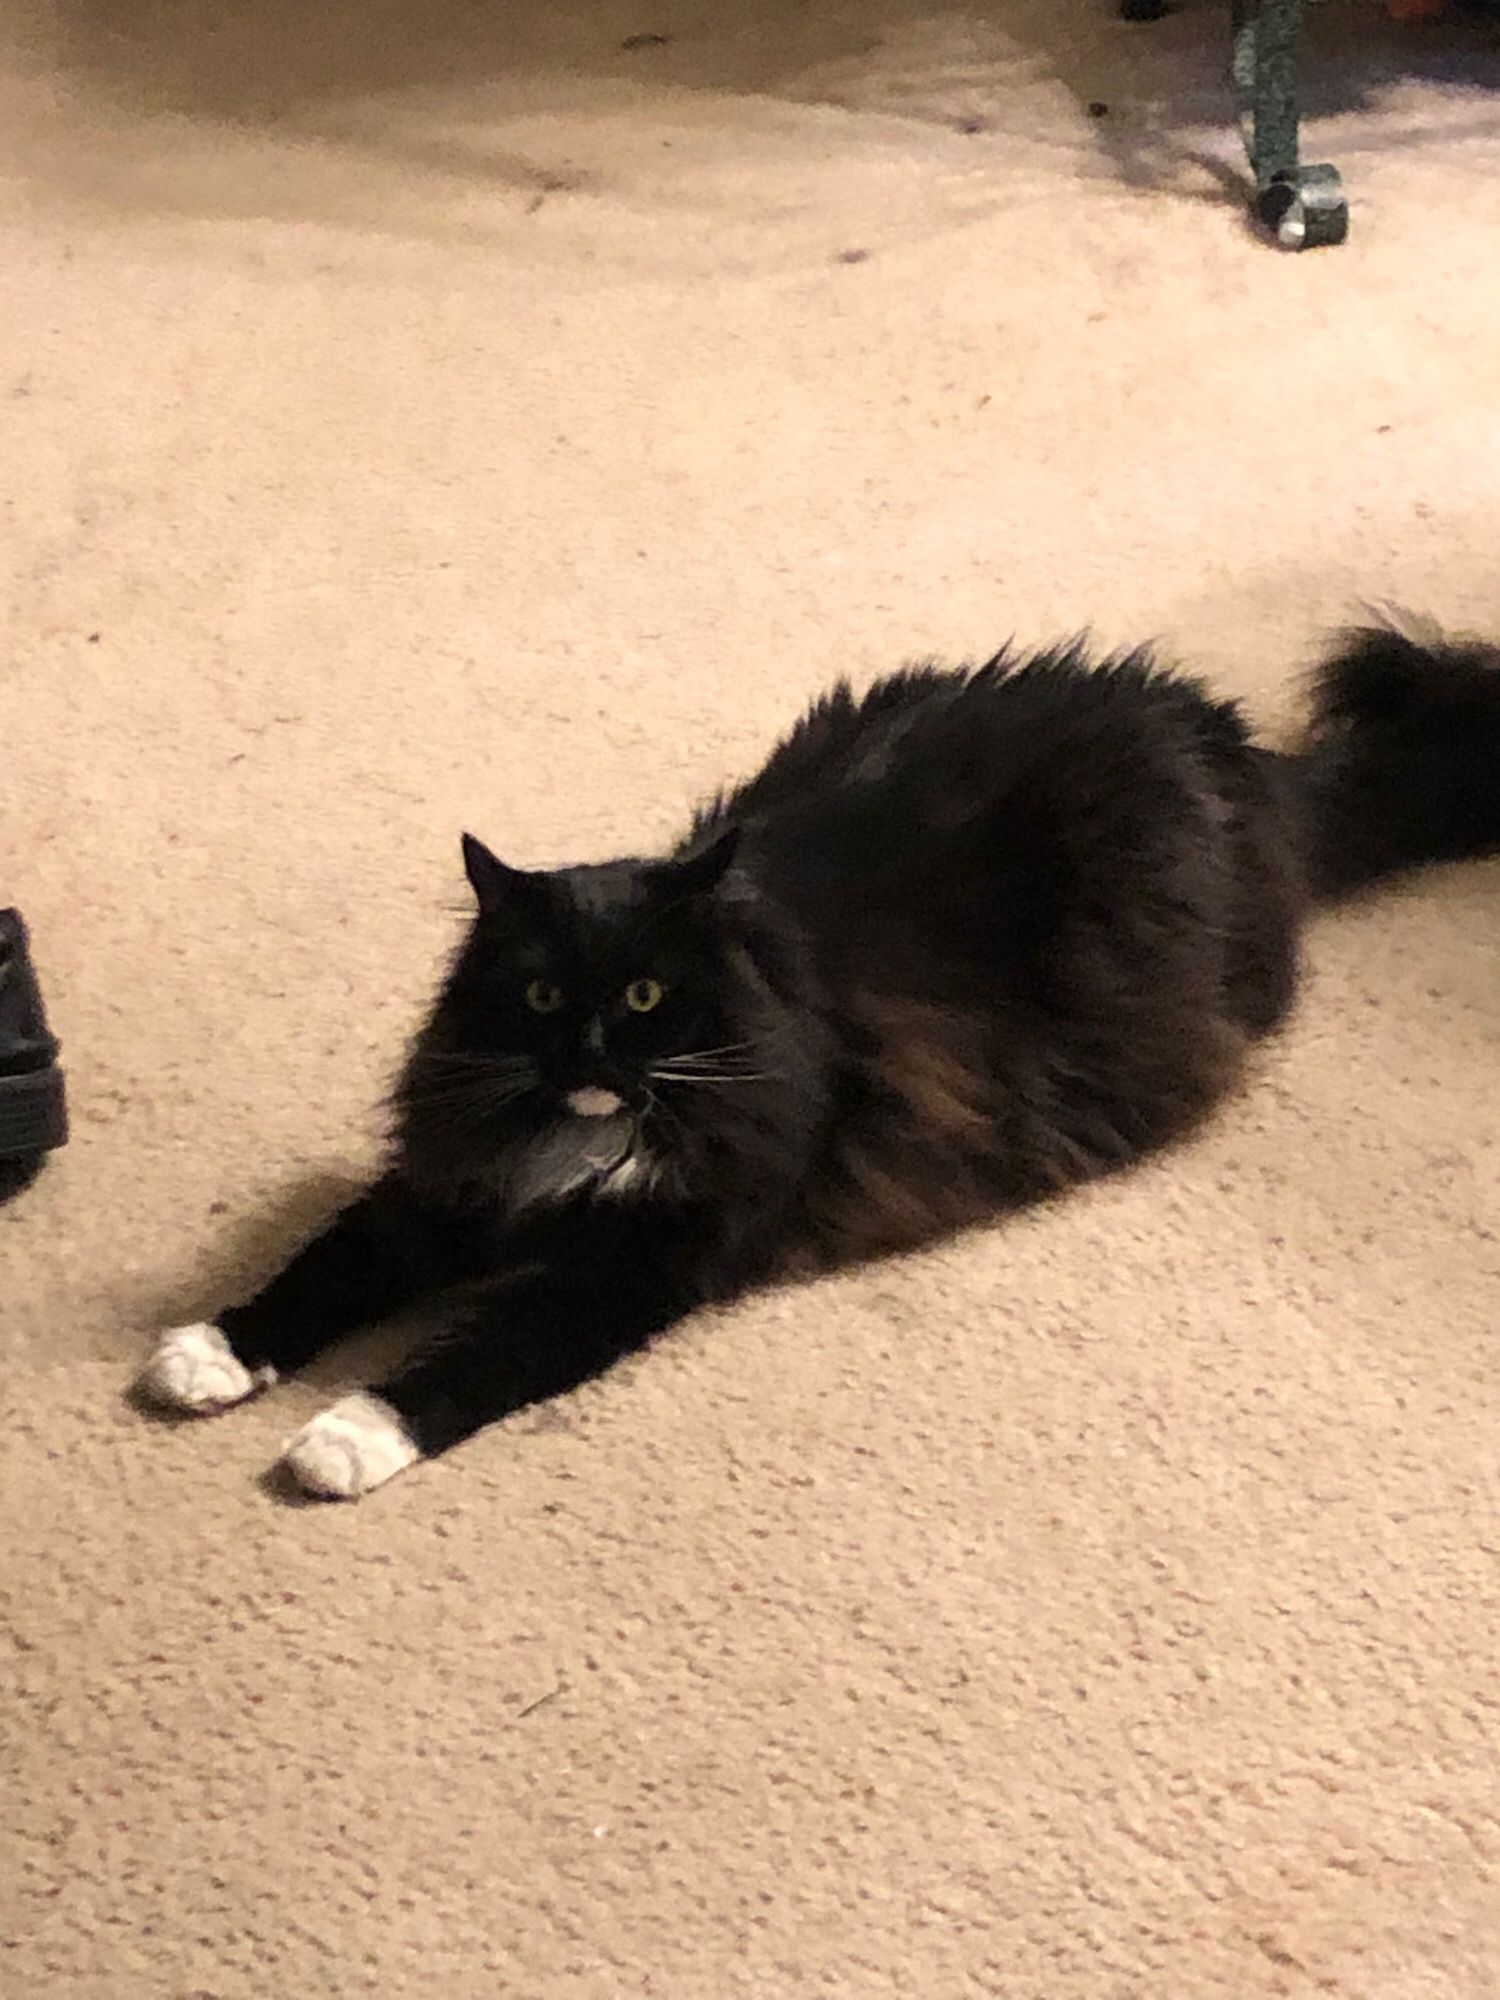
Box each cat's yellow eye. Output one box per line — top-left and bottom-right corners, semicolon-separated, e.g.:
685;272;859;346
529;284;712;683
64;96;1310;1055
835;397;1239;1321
624;977;666;1014
525;979;565;1015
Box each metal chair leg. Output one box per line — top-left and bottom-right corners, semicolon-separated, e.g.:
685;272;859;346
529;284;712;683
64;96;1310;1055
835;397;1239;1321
1231;0;1349;246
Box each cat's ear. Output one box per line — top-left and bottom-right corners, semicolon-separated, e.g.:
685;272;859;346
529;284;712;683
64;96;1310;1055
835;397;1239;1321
659;827;740;901
461;833;545;914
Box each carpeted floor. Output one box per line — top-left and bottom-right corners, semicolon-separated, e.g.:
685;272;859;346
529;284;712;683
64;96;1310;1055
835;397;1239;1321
4;2;1500;1993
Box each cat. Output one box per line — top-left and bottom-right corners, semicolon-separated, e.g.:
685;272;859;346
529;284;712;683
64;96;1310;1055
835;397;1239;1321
138;622;1500;1498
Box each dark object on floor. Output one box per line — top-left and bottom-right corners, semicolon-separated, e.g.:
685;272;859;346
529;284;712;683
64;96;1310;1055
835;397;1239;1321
0;910;67;1201
1121;0;1349;249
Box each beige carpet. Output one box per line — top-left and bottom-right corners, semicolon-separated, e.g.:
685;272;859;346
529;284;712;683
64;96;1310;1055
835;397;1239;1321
5;2;1500;1993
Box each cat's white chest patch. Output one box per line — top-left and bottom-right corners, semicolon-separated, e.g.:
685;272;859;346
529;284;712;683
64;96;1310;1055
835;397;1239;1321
596;1152;655;1199
502;1112;650;1211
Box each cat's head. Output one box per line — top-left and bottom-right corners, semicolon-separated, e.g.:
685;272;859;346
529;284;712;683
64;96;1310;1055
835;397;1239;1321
395;827;770;1204
453;827;744;1116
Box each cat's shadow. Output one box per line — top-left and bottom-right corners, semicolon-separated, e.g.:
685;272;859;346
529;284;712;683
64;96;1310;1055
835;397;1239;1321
252;1455;360;1510
128;1166;356;1351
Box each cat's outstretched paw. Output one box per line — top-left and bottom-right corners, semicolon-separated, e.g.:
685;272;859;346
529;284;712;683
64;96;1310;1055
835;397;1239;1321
138;1322;275;1414
279;1394;419;1500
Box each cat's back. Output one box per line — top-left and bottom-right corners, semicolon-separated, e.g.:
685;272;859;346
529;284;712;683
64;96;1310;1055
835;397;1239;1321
700;643;1244;874
697;661;970;831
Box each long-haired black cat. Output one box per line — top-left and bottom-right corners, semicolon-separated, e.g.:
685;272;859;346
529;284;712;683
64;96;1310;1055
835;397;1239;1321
140;623;1500;1497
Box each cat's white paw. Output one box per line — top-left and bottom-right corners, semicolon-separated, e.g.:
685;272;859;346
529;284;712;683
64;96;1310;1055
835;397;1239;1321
138;1323;275;1414
279;1394;419;1500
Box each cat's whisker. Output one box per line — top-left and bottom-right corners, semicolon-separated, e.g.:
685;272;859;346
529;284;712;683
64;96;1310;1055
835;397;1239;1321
653;1055;763;1068
410;1063;536;1088
652;1050;768;1065
410;1083;530;1102
653;1043;758;1065
410;1072;538;1101
649;1070;777;1087
411;1078;537;1113
414;1053;538;1076
651;1056;767;1076
656;1064;768;1080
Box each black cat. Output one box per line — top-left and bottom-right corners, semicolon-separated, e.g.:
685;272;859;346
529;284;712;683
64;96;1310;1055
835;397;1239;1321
139;623;1500;1497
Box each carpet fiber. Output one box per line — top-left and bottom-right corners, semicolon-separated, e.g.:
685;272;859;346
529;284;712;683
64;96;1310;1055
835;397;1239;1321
4;3;1500;1994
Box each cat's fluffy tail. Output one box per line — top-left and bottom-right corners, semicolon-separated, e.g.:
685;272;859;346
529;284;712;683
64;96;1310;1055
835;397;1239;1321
1298;620;1500;900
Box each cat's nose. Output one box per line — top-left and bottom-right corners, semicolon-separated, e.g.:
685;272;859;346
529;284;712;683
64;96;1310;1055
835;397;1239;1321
567;1086;625;1119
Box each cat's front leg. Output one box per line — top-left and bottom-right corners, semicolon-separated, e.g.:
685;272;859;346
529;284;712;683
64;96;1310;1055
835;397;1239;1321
278;1234;696;1498
137;1175;485;1416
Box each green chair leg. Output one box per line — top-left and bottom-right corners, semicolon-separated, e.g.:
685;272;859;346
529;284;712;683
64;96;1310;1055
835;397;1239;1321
1231;0;1349;246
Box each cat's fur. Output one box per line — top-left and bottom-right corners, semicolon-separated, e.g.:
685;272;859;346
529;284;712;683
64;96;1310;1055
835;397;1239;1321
139;624;1500;1495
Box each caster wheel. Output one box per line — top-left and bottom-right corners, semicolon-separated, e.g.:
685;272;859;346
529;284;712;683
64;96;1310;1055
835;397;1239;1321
1254;164;1349;249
